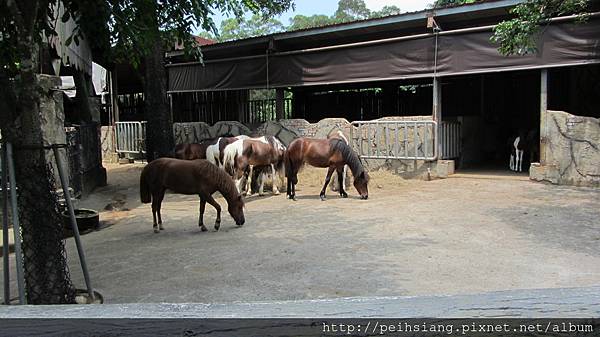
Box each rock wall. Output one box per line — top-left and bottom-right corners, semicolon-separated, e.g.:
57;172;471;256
101;126;118;163
531;110;600;187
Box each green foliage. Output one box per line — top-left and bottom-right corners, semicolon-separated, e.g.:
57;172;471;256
106;0;293;66
370;5;402;18
491;0;590;55
218;14;285;42
288;14;333;31
334;0;371;22
433;0;477;7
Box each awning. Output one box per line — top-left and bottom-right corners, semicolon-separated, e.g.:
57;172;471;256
167;18;600;92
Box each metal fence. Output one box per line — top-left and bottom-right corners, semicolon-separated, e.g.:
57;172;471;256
440;122;461;159
246;98;292;123
115;121;147;154
350;120;438;161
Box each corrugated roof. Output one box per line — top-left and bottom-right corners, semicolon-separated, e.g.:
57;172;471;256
168;0;524;60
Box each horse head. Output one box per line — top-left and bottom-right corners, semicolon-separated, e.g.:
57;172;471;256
227;194;245;226
353;170;370;200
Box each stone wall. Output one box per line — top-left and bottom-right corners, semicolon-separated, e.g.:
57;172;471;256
100;126;118;163
170;116;445;178
530;110;600;187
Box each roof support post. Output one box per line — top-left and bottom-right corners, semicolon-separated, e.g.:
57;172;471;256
433;76;442;160
276;88;284;120
539;69;548;166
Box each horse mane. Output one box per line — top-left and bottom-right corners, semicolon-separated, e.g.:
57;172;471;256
222;138;244;175
329;138;367;181
203;160;242;205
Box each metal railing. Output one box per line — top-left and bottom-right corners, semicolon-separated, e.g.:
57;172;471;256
350;120;438;161
440;122;461;159
115;121;147;154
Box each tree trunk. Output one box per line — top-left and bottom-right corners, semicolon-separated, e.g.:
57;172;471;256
73;70;93;123
4;0;75;304
143;26;174;161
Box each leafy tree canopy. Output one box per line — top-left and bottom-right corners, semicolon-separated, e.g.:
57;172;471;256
492;0;591;55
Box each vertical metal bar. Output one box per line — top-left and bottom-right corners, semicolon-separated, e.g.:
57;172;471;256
414;122;418;159
376;124;381;157
2;144;10;304
403;122;408;159
366;124;370;157
394;122;399;158
424;122;428;159
6;143;25;304
52;146;95;301
385;123;390;158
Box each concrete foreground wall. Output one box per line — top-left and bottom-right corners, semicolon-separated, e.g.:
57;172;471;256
531;110;600;187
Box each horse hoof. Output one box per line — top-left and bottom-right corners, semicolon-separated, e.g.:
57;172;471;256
341;193;348;198
200;225;208;232
214;224;220;231
153;228;159;234
320;195;326;201
258;193;265;197
159;225;164;230
273;190;280;195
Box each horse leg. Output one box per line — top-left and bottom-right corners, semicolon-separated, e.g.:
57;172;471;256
151;197;159;233
337;167;348;198
204;195;222;231
198;197;208;232
156;189;165;231
258;170;266;196
320;166;336;201
271;163;280;195
510;153;514;171
245;165;254;197
518;149;524;172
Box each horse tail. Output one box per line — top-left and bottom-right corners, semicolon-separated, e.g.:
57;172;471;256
140;167;152;204
285;139;300;183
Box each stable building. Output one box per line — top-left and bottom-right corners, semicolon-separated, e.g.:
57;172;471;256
144;0;599;185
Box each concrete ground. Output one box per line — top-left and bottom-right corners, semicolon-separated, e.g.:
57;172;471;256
1;163;599;304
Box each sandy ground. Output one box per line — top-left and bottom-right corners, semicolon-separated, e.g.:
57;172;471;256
2;163;600;304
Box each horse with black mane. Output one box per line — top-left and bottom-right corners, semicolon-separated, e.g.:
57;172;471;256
285;137;369;201
140;158;245;233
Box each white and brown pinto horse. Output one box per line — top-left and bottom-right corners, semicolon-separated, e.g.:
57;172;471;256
223;136;286;196
285;137;369;201
206;135;249;168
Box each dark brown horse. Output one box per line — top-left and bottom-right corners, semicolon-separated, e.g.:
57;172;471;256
140;158;245;233
222;136;286;196
174;139;218;160
285;138;369;201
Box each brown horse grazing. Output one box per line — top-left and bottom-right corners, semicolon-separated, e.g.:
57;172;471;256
222;136;286;196
285;138;369;201
174;139;218;160
140;158;245;233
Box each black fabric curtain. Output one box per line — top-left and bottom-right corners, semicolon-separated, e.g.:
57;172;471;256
168;19;600;92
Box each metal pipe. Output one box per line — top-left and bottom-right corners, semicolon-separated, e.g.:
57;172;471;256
6;143;25;304
52;146;95;302
2;144;10;304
